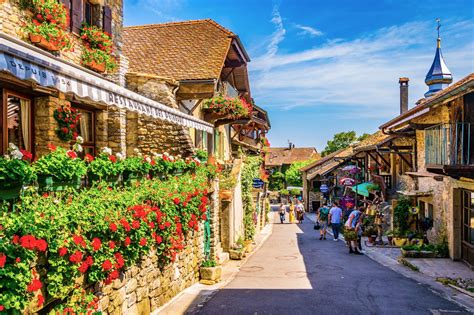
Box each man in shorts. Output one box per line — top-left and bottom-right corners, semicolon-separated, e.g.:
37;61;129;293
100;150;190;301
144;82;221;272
317;203;330;240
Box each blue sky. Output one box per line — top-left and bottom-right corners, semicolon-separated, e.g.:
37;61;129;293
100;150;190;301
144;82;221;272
124;0;474;151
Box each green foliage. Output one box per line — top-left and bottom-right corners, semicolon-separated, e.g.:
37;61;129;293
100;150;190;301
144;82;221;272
219;168;237;191
0;153;35;185
0;167;213;312
289;189;301;196
321;131;357;156
241;156;262;241
284;159;314;187
86;151;123;179
280;188;289;196
33;146;87;181
121;156;151;176
194;149;209;163
201;259;218;267
357;133;371;141
268;171;285;191
394;197;411;232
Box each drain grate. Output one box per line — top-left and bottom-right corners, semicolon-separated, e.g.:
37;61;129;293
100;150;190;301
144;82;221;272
240;265;264;272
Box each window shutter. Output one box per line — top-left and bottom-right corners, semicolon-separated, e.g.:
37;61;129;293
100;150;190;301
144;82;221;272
103;6;112;35
60;0;70;10
71;0;83;34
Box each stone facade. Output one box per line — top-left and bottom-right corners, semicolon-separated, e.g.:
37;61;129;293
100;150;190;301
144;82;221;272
95;229;204;314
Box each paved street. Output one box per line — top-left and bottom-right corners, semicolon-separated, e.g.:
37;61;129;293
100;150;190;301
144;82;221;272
191;209;469;315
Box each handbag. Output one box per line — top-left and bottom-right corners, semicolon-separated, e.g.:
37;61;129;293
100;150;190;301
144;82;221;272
314;221;321;230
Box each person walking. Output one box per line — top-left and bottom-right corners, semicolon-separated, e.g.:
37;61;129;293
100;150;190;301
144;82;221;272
279;203;286;224
317;203;330;240
344;207;365;254
289;201;296;223
328;201;343;241
295;200;304;224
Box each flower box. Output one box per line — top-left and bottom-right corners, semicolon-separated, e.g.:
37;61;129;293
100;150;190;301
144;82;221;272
29;33;60;52
392;237;408;247
87;173;120;186
122;171;141;185
401;248;437;258
219;189;232;201
229;248;245;260
37;175;81;192
199;266;222;284
0;180;22;201
83;60;106;73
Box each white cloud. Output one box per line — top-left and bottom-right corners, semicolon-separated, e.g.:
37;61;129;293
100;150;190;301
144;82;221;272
249;19;474;120
295;24;323;37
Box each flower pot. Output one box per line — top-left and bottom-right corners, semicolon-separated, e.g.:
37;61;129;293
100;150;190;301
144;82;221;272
229;248;245;260
219;189;232;201
244;240;253;253
83;60;106;73
29;33;59;52
410;238;424;246
199;266;222;284
0;180;22;200
387;236;393;245
392;237;407;247
87;173;120;187
122;171;142;185
37;175;81;192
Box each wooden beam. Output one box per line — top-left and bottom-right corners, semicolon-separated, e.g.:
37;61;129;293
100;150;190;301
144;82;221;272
375;151;391;167
396;152;413;168
367;152;381;166
224;59;244;68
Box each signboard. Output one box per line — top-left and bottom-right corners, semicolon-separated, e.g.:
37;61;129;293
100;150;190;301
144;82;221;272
252;178;264;188
320;184;329;193
339;177;356;186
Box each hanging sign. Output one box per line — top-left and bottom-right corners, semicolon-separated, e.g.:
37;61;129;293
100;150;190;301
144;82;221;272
320;184;329;193
339;177;356;186
252;178;264;188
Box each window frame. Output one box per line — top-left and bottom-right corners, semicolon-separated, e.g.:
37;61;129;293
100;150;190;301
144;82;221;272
83;0;93;26
71;104;96;156
1;89;34;156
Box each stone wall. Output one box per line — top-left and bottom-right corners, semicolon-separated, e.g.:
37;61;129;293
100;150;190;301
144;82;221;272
92;229;204;314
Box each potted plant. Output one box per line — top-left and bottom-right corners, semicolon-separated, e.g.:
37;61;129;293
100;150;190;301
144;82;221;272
53;106;81;141
408;231;425;246
364;225;378;244
199;259;221;284
33;143;86;192
219;168;236;201
202;95;252;121
0;144;35;200
392;229;408;247
229;237;245;260
384;229;394;245
86;147;123;186
22;0;73;52
121;155;151;185
80;25;117;73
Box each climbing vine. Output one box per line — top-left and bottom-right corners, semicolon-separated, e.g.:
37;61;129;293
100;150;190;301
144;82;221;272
241;155;262;240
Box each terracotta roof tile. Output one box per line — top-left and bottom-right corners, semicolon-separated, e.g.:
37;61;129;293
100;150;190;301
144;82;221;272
123;19;234;81
265;147;320;167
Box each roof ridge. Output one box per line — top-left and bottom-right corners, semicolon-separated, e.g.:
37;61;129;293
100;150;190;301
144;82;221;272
124;18;235;36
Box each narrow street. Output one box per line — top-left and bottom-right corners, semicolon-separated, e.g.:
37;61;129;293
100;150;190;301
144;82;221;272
191;208;468;315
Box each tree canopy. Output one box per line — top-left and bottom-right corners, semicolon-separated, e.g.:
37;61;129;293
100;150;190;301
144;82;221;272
284;159;315;187
321;131;371;156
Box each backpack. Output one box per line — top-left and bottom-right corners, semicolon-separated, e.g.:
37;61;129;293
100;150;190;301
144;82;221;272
319;207;329;221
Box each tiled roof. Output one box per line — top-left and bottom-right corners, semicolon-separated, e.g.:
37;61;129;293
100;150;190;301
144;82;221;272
302;147;354;180
265;147;320;167
352;131;393;152
123;19;235;81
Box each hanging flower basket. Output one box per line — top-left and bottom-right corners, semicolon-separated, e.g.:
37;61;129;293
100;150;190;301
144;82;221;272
37;175;82;192
219;189;232;201
83;60;106;73
0;180;23;201
29;33;60;52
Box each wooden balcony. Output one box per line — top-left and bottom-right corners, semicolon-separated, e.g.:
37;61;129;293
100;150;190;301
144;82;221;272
425;123;474;177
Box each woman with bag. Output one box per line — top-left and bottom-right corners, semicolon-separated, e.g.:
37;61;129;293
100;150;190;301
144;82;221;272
289;201;296;223
279;204;286;224
295;200;304;224
317;204;330;240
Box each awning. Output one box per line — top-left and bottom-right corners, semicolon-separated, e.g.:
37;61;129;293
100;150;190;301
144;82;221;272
351;182;372;197
396;190;433;197
0;34;213;133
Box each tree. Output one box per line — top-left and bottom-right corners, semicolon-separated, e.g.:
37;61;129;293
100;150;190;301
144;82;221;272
321;131;357;156
284;159;315;187
268;171;285;191
357;133;370;141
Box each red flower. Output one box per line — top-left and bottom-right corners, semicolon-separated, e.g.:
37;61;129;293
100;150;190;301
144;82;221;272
85;153;94;162
0;305;4;311
42;192;49;198
102;259;113;271
201;214;207;220
72;235;86;248
12;235;19;244
165;221;171;228
173;198;180;205
148;222;155;229
37;294;45;307
109;241;116;249
27;278;42;292
109;155;117;163
69;250;83;264
139;238;147;246
119;218;131;232
15;257;21;263
109;222;118;232
114;252;124;269
19;235;37;250
61;127;69;134
20;149;33;160
92;238;101;251
124;236;131;246
132;220;140;229
35;239;48;252
78;261;89;273
0;253;6;268
67;150;77;159
155;235;162;244
58;247;68;256
47;143;56;151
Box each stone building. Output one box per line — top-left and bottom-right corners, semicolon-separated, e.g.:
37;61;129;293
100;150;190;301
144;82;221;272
379;32;474;267
265;146;320;174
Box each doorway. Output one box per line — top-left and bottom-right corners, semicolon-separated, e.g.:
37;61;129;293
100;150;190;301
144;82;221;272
461;189;474;267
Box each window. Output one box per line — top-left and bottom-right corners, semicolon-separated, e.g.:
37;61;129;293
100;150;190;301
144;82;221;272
72;106;95;156
1;90;32;155
84;0;93;26
428;203;434;220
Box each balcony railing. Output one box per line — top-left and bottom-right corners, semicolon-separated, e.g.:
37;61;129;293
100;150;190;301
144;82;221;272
425;123;473;166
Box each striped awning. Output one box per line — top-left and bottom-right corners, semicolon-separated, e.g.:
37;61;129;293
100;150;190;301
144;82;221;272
0;34;213;133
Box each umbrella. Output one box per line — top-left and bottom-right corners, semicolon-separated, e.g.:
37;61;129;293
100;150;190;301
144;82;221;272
339;177;356;186
350;182;371;197
341;165;361;174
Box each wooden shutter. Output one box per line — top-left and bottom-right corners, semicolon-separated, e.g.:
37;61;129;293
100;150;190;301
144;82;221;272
71;0;83;34
60;0;70;10
103;6;112;35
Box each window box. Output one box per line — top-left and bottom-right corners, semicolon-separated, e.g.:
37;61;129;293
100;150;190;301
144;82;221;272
83;60;106;73
29;34;60;52
0;180;22;201
37;175;82;192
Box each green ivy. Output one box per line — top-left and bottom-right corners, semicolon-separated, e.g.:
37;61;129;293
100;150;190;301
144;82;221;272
241;155;262;241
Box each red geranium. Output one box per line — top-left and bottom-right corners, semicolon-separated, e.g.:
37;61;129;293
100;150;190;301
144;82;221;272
85;153;94;162
35;239;48;252
109;241;115;249
109;155;117;163
132;220;140;229
124;236;131;246
19;235;37;250
0;253;6;268
78;261;90;273
58;247;68;256
20;149;33;160
27;278;43;292
72;234;86;248
102;259;113;271
139;238;147;246
109;222;118;232
155;235;162;244
67;150;77;159
48;143;57;151
37;294;45;307
69;250;83;264
92;238;101;251
173;198;180;205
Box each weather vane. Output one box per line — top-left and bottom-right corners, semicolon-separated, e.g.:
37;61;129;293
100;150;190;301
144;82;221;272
436;18;441;38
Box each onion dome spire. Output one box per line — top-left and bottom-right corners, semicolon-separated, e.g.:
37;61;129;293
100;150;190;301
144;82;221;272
424;18;452;98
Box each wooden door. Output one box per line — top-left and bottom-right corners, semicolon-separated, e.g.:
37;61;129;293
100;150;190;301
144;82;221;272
461;190;474;268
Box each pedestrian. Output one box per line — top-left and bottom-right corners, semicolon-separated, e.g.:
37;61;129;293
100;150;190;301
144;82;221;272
344;207;364;254
328;201;343;241
289;201;295;223
317;203;330;240
295;200;304;224
279;203;286;224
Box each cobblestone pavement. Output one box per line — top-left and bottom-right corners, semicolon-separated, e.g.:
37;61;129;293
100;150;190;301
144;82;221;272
190;210;469;314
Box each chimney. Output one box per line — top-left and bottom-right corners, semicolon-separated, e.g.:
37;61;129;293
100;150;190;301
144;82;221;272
399;77;409;114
